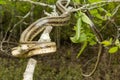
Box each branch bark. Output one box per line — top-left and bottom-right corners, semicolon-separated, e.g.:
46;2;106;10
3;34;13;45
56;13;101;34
23;58;37;80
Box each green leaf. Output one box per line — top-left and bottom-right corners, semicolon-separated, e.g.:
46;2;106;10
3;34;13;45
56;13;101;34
76;18;82;40
106;13;112;17
77;41;88;58
101;40;111;47
109;47;118;54
89;0;102;3
72;0;80;4
81;12;92;26
109;38;113;43
0;1;6;4
96;13;105;20
87;33;96;45
89;40;96;45
115;39;120;48
115;39;120;45
70;18;82;43
90;9;105;20
70;12;96;43
90;9;98;14
79;33;87;42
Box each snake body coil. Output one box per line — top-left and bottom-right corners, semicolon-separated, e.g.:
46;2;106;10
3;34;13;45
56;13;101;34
11;0;103;77
12;0;71;57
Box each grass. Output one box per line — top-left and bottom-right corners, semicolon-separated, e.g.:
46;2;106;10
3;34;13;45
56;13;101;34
0;44;120;80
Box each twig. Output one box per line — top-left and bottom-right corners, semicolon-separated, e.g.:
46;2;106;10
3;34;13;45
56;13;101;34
100;4;120;36
71;1;120;12
111;5;120;38
112;4;120;17
22;0;54;9
30;4;35;23
10;11;31;33
8;4;34;45
0;41;19;45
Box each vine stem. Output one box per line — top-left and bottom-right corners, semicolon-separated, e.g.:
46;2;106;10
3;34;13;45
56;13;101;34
81;44;103;77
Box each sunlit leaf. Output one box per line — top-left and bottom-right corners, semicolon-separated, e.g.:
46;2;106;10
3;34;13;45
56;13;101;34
109;47;118;54
88;0;103;3
98;8;105;12
78;33;87;42
109;38;113;43
101;40;111;47
96;14;105;20
77;41;88;58
115;39;120;48
87;33;97;45
115;39;120;45
0;1;6;4
89;40;96;45
81;12;92;26
76;18;82;40
106;13;112;17
70;17;82;43
72;0;80;4
90;9;98;14
90;9;105;20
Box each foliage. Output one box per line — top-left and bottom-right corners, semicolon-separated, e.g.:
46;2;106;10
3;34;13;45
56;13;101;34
102;39;120;54
70;11;96;58
70;0;120;57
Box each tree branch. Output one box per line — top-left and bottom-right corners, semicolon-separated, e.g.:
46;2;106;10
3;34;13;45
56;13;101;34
22;0;54;9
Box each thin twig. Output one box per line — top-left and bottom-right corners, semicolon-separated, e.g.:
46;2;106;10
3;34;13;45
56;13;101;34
71;1;120;12
22;0;54;9
0;8;16;51
112;4;120;17
10;11;31;33
0;41;19;45
100;4;120;34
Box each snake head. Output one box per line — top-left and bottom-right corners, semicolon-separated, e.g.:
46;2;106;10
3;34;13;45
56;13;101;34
11;45;30;57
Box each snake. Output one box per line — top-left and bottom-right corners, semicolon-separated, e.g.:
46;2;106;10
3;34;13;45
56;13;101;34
11;0;103;77
11;0;71;57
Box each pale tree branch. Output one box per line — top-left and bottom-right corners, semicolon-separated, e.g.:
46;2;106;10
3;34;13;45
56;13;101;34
23;58;37;80
23;26;53;80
